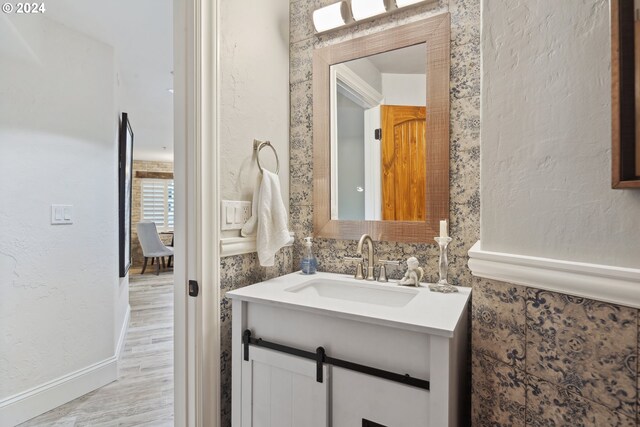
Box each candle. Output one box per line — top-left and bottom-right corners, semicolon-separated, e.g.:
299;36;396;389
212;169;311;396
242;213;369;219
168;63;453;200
439;219;448;238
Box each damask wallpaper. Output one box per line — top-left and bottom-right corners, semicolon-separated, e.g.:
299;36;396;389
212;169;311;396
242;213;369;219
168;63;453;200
472;277;640;426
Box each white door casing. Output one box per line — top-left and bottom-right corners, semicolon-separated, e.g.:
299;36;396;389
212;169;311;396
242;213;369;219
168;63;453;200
173;0;220;425
363;105;382;221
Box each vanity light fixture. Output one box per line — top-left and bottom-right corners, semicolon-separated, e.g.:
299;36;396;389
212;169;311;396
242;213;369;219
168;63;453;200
350;0;387;21
312;1;350;33
395;0;424;8
313;0;435;34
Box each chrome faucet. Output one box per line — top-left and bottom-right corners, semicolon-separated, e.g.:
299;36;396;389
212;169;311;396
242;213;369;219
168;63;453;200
356;234;376;281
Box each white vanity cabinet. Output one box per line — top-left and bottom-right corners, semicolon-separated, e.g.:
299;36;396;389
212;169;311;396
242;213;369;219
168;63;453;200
228;272;471;427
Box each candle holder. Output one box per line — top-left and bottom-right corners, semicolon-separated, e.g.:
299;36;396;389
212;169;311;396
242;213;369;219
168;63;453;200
429;236;458;293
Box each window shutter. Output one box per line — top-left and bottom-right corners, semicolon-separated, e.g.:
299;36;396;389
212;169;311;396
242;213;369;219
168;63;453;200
141;179;174;232
167;181;175;229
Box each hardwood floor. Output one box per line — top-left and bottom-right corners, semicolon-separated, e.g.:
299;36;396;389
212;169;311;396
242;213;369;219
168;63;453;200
20;271;174;427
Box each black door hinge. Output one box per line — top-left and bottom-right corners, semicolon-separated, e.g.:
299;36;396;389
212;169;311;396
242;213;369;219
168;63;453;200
374;128;382;141
188;280;199;297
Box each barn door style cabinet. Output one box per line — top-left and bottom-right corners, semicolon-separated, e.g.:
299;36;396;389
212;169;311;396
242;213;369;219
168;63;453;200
228;272;471;427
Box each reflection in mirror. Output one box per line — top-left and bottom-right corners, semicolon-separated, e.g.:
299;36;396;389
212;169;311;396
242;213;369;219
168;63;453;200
330;43;427;222
314;14;449;242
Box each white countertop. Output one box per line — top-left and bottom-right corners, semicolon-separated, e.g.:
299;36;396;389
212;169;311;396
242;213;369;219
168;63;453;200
227;272;471;338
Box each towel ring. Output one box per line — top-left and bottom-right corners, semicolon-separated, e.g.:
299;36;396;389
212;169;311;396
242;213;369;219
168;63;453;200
253;139;280;175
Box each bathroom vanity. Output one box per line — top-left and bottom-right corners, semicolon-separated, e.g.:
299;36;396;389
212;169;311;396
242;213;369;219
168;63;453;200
228;272;470;427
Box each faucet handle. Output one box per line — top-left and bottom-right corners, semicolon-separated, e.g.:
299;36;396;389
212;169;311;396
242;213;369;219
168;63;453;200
377;260;400;283
344;256;365;280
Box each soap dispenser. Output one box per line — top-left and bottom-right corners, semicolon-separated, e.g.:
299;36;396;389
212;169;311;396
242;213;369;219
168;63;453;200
300;237;318;275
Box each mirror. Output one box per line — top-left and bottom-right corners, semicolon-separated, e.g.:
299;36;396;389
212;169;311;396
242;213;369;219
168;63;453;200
330;44;427;221
611;0;640;188
313;14;450;242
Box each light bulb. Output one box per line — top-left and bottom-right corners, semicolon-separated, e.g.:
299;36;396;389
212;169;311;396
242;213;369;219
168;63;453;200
313;2;349;33
395;0;424;8
351;0;387;21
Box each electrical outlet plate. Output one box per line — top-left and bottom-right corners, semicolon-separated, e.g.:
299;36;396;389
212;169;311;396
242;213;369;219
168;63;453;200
220;200;252;230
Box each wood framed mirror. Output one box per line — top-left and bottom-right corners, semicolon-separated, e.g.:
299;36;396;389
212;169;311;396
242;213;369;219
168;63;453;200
313;14;450;242
612;0;640;188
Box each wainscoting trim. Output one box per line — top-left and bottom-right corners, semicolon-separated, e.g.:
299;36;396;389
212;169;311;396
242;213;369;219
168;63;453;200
220;232;295;257
0;306;130;426
468;241;640;308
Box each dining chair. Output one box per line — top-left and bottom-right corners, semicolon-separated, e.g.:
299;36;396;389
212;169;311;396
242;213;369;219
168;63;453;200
137;222;174;275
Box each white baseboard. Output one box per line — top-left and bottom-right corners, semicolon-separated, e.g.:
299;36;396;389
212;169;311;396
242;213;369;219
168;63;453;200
116;304;131;362
0;305;131;426
468;241;640;308
0;357;117;426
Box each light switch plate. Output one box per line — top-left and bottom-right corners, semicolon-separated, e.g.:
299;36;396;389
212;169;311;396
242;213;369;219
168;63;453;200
234;206;243;223
51;204;73;225
220;200;252;230
226;206;234;224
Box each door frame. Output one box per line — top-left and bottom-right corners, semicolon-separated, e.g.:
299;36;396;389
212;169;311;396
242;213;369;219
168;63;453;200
363;105;382;221
174;0;220;425
329;64;383;220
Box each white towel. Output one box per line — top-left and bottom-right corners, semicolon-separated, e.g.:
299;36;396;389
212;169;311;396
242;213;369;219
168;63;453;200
240;170;290;266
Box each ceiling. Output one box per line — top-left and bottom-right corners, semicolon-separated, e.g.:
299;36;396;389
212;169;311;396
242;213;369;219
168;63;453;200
45;0;173;161
364;43;426;74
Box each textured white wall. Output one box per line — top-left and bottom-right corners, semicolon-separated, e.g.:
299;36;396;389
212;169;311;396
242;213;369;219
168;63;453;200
381;73;426;106
480;0;640;268
344;58;383;93
0;15;124;399
220;0;289;217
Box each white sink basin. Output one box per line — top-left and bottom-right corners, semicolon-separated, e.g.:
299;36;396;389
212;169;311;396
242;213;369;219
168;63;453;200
228;272;472;336
285;279;418;308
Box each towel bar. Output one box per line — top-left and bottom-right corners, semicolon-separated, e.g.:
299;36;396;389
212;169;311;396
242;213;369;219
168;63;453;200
253;139;280;175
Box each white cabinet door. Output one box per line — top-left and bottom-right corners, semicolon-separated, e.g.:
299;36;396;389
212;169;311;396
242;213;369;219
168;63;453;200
241;346;329;427
332;368;430;427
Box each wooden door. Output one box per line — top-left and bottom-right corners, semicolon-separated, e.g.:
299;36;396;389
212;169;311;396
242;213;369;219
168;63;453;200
381;105;427;221
241;346;329;427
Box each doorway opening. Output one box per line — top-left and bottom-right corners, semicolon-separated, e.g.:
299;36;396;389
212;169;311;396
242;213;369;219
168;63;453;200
1;0;182;425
